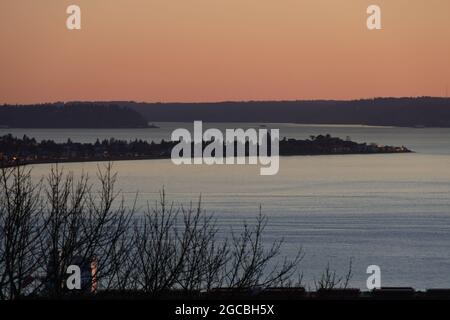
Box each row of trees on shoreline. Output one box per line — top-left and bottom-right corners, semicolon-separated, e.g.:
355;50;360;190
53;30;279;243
0;103;149;128
0;133;411;168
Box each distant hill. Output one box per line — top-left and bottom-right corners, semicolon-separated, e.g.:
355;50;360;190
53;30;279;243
2;98;450;128
0;103;149;128
123;97;450;127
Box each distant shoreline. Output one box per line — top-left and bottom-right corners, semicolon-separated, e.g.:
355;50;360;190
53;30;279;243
1;151;415;169
0;122;444;130
2;98;450;128
0;133;413;169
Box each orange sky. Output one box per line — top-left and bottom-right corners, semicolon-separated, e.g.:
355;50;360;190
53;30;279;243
0;0;449;104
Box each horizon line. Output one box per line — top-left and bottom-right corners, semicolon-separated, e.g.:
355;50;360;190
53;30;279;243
2;96;450;106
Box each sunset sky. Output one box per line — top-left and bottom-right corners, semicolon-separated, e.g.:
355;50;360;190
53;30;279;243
1;0;449;104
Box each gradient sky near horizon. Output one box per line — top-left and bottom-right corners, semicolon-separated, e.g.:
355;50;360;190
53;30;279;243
1;0;449;104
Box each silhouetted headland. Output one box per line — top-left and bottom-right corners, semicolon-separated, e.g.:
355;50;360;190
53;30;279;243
0;103;149;128
0;134;412;168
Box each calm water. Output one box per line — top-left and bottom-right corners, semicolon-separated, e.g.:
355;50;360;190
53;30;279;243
5;124;450;290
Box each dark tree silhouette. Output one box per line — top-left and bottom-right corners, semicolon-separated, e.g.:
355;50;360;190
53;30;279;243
0;103;148;128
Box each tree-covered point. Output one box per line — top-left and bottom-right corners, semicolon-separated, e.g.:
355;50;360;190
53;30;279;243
0;103;149;128
0;133;411;168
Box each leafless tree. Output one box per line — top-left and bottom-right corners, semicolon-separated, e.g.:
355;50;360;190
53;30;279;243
0;166;43;299
314;259;354;290
131;199;303;295
37;163;135;297
220;212;303;290
0;163;305;299
129;192;228;295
